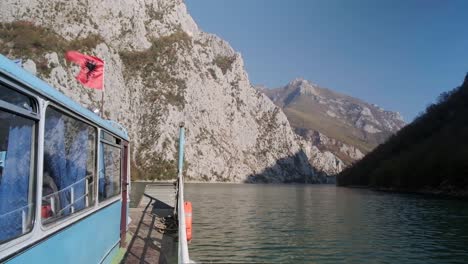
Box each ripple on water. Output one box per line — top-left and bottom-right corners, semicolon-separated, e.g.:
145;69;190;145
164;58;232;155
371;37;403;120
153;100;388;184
185;184;468;264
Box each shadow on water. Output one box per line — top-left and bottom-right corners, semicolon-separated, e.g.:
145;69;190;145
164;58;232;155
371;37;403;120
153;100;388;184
244;150;321;184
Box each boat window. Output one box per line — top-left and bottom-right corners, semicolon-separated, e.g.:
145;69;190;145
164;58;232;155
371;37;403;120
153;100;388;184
0;83;35;112
0;109;35;244
101;131;121;145
99;139;121;202
42;107;96;224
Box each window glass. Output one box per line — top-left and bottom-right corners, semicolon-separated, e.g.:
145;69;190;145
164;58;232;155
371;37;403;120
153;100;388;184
101;131;120;145
0;84;35;112
99;142;121;201
42;107;96;224
0;110;35;243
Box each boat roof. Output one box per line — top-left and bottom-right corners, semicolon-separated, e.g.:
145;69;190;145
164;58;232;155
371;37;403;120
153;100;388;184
0;55;129;140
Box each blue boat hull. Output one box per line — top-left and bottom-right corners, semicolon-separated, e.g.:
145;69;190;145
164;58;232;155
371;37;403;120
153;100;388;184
6;201;122;264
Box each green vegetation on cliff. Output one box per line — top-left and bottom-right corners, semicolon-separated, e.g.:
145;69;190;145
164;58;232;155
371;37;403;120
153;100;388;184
337;74;468;194
214;55;235;74
120;30;191;109
0;21;103;77
120;31;192;181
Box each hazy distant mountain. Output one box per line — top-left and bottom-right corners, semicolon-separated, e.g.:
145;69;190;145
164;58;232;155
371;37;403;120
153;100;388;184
259;78;406;166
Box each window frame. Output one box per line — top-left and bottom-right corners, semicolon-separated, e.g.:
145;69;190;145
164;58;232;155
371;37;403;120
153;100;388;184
0;71;128;257
0;78;39;120
0;78;39;245
98;131;122;203
40;103;98;229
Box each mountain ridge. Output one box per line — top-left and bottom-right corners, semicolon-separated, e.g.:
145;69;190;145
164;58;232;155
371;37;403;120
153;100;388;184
0;0;337;183
259;78;406;170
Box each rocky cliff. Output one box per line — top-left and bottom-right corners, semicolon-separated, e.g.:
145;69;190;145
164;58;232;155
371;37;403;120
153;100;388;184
260;79;406;170
0;0;332;183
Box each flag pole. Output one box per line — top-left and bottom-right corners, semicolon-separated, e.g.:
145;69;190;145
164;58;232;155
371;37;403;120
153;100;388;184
100;60;105;118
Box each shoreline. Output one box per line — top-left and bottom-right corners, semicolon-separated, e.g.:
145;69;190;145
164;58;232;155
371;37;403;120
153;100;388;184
132;181;468;198
343;185;468;199
131;180;337;185
131;180;243;184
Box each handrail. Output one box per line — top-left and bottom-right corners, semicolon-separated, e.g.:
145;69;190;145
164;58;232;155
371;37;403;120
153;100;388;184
0;203;33;234
177;125;192;264
0;203;33;219
41;175;92;219
1;175;92;226
42;175;92;200
54;193;88;215
178;174;191;263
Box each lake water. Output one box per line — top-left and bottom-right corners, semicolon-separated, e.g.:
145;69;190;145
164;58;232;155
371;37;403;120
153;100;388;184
185;184;468;263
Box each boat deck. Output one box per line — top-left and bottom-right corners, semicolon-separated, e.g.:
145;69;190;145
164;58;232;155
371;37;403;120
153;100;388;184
122;183;178;264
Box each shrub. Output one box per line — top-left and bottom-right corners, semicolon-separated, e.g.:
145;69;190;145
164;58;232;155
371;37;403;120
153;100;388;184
0;21;104;77
120;30;191;109
214;55;236;74
337;75;468;193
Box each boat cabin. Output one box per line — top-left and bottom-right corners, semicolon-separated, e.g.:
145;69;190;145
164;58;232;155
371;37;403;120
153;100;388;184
0;55;130;264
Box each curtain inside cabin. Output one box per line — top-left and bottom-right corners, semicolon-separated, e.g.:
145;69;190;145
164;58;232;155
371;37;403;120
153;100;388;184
43;108;92;220
0;111;34;242
99;142;105;199
99;142;121;201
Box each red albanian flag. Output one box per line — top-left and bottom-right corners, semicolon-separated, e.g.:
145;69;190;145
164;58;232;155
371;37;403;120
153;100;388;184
65;51;104;90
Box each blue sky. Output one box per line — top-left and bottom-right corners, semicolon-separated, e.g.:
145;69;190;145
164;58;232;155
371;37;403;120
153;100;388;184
185;0;468;121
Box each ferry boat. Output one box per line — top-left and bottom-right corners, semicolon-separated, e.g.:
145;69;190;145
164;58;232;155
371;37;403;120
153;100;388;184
0;54;130;263
0;55;192;264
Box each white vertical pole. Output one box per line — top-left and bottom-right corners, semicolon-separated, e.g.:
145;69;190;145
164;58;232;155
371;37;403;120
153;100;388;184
22;209;26;233
50;197;55;215
70;187;75;214
100;60;105;118
177;125;190;263
85;177;89;207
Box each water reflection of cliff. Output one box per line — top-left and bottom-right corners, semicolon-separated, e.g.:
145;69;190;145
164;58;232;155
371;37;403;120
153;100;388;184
245;150;331;184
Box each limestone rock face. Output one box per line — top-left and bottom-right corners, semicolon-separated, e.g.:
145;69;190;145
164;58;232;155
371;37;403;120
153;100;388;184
0;0;326;183
298;137;343;181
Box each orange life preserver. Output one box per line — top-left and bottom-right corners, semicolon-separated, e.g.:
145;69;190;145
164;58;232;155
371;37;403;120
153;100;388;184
184;201;192;241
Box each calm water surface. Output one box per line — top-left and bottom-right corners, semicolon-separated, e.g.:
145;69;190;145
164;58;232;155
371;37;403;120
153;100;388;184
185;184;468;263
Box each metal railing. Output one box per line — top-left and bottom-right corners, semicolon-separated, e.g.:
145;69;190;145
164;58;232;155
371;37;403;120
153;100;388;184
42;175;92;219
0;203;33;234
177;173;191;263
176;125;193;264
